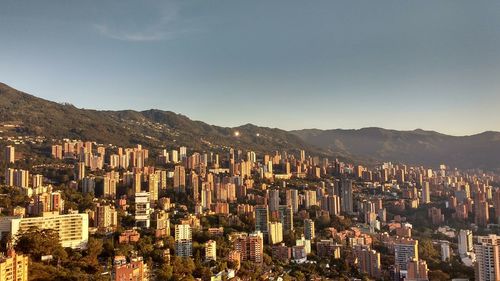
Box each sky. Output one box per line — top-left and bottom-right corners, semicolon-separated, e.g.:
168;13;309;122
1;0;500;135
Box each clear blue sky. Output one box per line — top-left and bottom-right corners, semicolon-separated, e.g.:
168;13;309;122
1;0;500;135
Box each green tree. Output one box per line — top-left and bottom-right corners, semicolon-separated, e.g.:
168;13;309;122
157;263;173;280
419;239;439;263
83;237;103;269
15;227;66;261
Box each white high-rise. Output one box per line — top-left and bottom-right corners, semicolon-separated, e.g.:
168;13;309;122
10;213;89;249
175;224;193;257
440;241;450;261
179;146;187;160
205;240;216;261
135;192;151;228
458;229;473;257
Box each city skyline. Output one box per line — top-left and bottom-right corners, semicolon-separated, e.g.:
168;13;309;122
1;2;499;280
2;135;498;280
1;1;500;135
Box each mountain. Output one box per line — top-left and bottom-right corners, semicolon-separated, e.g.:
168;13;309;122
2;82;500;170
0;83;320;154
291;127;500;170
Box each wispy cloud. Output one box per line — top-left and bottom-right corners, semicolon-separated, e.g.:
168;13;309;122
92;2;193;42
93;23;171;42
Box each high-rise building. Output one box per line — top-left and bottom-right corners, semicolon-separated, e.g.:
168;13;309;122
10;213;89;249
278;205;293;232
353;245;381;279
428;207;444;225
109;154;120;168
82;176;96;194
153;210;170;237
247;151;256;164
205;240;216;261
474;234;500;281
440;240;451;262
17;169;29;188
95;204;118;229
286;189;299;213
6;169;30;188
475;201;490;227
189;172;199;202
304;219;315;240
4;168;14;186
494;189;500;224
201;186;212;210
133;172;142;194
304;190;317;208
296;235;311;254
394;238;418;271
316;239;341;258
171;150;179;163
300;150;305;162
254;205;269;238
134;192;151;228
51;144;63;159
421;181;430;204
396;169;405;184
268;222;283;245
233;232;264;263
102;174;117;198
31;191;64;215
77;162;85;181
5;146;15;163
0;247;28;281
271;243;291;262
173;166;186;193
31;174;43;188
148;173;159;202
179;146;187;161
327;195;341;216
458;229;474;257
341;179;353;214
268;189;280;212
232;234;248;261
175;224;193;257
405;258;429;281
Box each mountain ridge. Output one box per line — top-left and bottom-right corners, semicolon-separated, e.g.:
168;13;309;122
2;82;500;170
0;82;323;156
291;128;500;170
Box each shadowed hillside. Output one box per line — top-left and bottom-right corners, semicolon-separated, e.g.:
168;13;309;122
292;127;500;170
0;83;320;154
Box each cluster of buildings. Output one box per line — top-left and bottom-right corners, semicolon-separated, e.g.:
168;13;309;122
0;139;499;281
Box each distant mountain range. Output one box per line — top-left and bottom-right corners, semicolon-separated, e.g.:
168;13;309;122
1;82;500;170
291;128;500;170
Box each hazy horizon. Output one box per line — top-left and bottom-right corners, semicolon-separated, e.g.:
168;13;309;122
1;1;500;135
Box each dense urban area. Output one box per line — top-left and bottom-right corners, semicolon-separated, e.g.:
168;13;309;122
0;130;499;281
